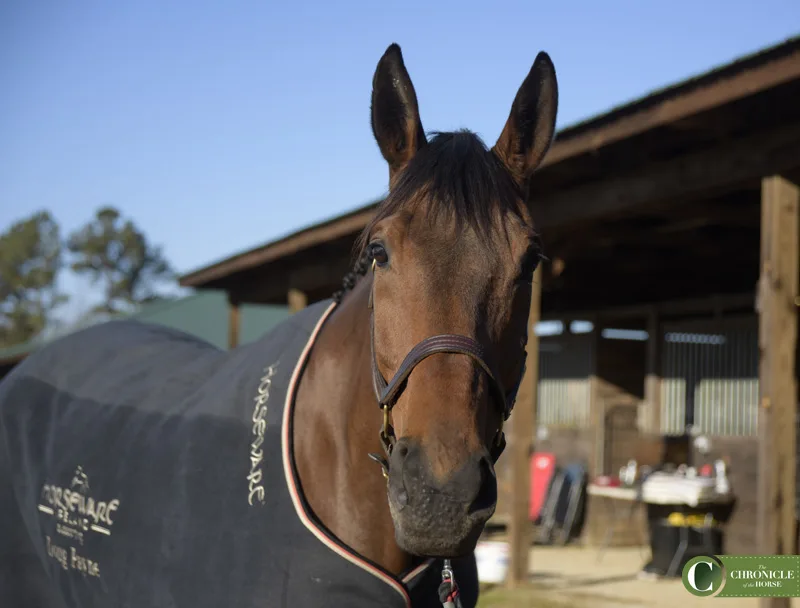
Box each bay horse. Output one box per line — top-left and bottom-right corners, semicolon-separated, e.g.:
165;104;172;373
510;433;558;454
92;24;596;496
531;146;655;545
0;43;557;607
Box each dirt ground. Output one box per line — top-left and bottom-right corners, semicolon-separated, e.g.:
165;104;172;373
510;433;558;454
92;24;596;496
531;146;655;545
475;545;800;608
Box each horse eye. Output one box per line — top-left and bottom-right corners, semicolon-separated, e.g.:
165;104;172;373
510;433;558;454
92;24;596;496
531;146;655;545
369;242;389;267
517;248;540;282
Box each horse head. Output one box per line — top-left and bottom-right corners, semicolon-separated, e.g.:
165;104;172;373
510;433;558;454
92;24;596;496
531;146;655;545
361;43;558;558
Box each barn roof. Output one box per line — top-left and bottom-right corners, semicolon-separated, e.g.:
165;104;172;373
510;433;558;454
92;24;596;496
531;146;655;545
179;36;800;297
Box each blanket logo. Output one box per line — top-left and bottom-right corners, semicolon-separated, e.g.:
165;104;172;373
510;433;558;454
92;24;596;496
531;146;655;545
38;465;121;542
38;465;121;578
248;361;279;506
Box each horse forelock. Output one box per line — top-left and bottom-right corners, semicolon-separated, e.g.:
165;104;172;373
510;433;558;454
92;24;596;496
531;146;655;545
333;129;536;303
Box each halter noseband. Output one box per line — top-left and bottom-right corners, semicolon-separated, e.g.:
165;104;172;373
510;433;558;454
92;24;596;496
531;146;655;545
365;259;525;478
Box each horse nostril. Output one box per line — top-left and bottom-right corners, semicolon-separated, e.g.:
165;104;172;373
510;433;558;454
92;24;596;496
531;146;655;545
396;443;409;460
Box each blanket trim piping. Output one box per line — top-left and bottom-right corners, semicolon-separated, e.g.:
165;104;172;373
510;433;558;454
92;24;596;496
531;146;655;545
281;301;434;606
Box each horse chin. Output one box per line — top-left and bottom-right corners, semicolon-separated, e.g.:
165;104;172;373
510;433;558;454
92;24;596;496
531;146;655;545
388;498;493;558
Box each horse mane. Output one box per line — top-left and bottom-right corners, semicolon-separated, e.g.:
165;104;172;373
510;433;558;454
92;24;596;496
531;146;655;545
332;130;529;303
332;247;373;303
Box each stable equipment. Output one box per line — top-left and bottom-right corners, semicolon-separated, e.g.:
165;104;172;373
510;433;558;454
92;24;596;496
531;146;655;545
529;452;556;521
534;461;587;545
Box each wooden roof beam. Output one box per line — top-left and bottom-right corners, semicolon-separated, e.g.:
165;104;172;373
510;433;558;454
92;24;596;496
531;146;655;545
543;46;800;166
541;293;755;322
534;121;800;229
180;206;374;288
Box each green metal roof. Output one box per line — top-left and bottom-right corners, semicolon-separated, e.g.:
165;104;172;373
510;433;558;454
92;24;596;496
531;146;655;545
0;290;290;367
128;290;289;349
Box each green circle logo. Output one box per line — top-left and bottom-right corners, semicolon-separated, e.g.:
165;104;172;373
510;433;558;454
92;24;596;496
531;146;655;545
682;556;725;597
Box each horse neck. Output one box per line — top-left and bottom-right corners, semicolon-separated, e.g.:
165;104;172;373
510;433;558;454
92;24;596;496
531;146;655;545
292;276;415;576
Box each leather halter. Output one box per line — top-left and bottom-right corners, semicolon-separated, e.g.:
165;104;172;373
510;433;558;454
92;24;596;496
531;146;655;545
365;259;526;475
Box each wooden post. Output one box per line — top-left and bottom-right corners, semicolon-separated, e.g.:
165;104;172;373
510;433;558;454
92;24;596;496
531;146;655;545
228;297;241;349
288;288;307;314
756;175;798;608
507;264;541;588
643;309;662;435
589;323;604;477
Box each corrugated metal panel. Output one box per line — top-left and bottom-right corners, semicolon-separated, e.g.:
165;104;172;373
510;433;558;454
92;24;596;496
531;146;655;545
537;333;593;428
660;315;758;436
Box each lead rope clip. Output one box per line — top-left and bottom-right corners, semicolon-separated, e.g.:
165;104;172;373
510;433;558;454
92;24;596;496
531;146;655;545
438;559;462;608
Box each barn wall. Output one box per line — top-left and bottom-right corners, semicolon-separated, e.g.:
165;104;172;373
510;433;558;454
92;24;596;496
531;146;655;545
537;331;593;429
596;330;647;402
660;314;759;436
594;329;648;476
691;435;758;555
535;427;594;467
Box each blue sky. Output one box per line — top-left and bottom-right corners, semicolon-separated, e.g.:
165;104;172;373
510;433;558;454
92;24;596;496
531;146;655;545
1;1;798;320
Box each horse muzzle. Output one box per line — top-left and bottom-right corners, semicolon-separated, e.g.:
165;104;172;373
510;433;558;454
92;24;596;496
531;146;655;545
386;437;497;557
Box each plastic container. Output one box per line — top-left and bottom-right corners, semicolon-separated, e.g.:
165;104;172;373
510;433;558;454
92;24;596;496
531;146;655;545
646;516;724;576
474;540;509;584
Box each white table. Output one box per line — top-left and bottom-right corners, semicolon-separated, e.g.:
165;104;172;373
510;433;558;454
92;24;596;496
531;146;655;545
587;484;640;501
588;482;735;577
587;483;646;562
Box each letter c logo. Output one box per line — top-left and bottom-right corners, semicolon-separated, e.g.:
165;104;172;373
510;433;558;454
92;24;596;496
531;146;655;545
682;556;724;597
688;561;713;592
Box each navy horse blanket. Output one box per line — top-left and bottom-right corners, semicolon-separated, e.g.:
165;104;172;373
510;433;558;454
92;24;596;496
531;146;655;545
0;299;478;607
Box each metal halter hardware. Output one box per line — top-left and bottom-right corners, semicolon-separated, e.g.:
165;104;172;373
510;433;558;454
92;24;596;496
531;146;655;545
365;259;525;477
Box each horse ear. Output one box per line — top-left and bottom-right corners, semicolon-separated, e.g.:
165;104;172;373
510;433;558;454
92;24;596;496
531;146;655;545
492;52;558;188
371;43;427;186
